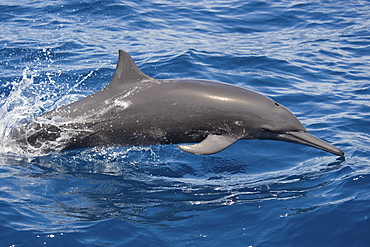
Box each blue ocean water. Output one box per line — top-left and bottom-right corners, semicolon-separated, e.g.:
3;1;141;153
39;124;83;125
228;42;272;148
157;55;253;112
0;0;369;246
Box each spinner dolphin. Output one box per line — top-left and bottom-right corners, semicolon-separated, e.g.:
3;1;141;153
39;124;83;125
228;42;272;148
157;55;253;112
11;50;344;156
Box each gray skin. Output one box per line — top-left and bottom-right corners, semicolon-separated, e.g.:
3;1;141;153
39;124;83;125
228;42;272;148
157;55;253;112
11;50;344;156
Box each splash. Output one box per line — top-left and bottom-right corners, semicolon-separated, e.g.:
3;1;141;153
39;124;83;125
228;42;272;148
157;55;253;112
0;66;100;156
0;68;44;155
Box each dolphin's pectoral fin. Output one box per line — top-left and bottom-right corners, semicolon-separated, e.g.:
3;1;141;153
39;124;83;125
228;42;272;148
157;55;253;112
178;134;239;155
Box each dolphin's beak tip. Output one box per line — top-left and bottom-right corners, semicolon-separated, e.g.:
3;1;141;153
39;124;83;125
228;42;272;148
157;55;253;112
330;145;344;157
284;131;344;157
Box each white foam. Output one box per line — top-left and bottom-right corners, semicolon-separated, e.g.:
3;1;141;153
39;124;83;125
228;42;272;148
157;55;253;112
0;66;99;156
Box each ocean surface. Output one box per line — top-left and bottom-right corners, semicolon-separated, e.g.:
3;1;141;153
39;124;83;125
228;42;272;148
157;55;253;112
0;0;369;246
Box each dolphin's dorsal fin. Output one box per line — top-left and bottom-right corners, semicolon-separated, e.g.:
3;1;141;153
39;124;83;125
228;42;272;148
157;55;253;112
178;134;239;155
108;50;152;87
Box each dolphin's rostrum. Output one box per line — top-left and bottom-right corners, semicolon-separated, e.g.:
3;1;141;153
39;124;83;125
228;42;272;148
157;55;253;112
11;50;344;156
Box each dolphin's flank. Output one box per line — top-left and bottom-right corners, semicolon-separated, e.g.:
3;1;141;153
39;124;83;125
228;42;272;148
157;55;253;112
11;50;344;156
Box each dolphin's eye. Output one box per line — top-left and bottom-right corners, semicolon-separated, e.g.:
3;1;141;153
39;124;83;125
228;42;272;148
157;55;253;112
274;102;280;106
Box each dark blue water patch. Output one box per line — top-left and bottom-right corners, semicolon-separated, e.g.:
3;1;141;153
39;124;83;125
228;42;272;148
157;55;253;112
0;225;49;247
43;1;111;16
36;1;176;32
0;4;34;22
208;1;301;33
149;50;206;79
273;199;370;247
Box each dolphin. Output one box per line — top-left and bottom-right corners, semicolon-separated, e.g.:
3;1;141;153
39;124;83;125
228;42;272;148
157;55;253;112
11;50;344;156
